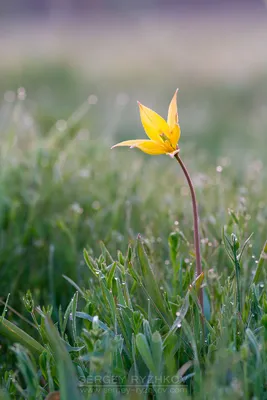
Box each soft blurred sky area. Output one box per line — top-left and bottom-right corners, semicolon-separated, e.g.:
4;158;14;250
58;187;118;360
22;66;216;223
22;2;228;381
0;0;267;86
0;0;266;17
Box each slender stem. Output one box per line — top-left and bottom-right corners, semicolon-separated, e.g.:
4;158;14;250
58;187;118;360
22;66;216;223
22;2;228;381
174;154;204;315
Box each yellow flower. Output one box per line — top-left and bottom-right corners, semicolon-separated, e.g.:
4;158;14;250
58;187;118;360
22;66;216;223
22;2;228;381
112;89;180;156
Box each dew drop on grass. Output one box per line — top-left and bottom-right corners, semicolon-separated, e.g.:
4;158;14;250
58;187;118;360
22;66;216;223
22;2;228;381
56;119;67;132
177;323;182;328
71;202;83;214
92;201;101;210
17;87;26;100
88;94;98;104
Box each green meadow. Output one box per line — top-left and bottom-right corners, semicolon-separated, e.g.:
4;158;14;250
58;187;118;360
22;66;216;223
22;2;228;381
0;21;267;398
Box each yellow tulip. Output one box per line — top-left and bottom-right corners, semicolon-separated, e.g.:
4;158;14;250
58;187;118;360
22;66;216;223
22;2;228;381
112;89;180;157
111;89;204;318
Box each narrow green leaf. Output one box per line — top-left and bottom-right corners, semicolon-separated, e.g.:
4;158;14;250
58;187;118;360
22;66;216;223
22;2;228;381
143;319;152;346
83;249;99;278
45;317;82;400
1;294;10;319
136;236;169;323
182;319;199;366
12;344;39;399
151;331;163;375
253;240;267;284
164;292;190;344
246;328;261;366
62;275;85;297
74;312;115;336
0;318;44;356
61;297;74;336
168;231;180;266
222;228;235;263
107;262;117;289
71;292;79;343
238;232;253;262
136;333;156;375
116;278;127;306
99;241;114;263
100;280;116;326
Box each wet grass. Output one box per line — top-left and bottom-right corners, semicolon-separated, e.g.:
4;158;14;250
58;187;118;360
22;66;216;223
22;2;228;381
0;63;267;399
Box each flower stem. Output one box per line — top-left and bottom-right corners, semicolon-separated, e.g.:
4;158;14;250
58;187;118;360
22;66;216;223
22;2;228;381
174;154;204;316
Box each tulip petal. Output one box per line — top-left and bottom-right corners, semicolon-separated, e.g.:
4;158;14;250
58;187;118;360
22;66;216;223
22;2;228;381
112;139;166;155
111;139;147;149
138;102;170;143
167;89;179;129
169;124;181;148
135;140;166;155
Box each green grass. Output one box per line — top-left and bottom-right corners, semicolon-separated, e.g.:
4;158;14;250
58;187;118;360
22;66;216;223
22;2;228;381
0;63;267;399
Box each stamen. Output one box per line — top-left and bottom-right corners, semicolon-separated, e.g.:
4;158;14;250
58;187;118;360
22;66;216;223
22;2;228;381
160;133;169;142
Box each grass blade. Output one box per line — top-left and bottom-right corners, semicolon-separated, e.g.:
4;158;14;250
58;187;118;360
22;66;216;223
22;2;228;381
45;317;82;400
0;318;44;356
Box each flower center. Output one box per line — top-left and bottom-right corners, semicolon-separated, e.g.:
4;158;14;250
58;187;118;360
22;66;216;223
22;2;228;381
160;133;175;149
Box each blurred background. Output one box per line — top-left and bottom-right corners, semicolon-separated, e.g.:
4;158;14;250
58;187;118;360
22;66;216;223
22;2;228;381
0;0;267;306
1;0;267;152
